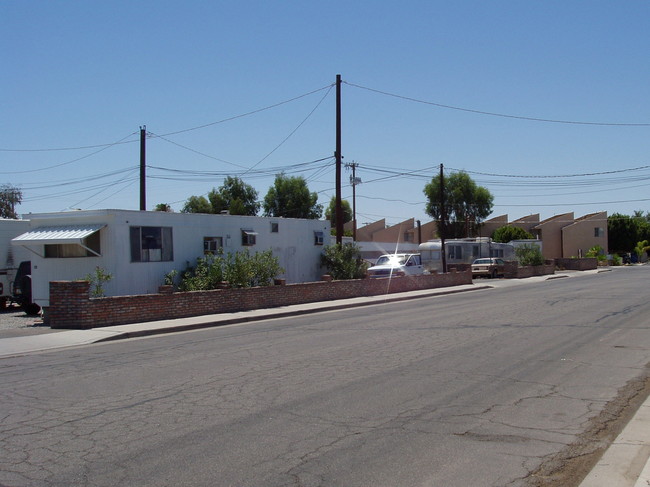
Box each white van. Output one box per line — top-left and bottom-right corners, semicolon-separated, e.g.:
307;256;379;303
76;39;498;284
366;253;424;278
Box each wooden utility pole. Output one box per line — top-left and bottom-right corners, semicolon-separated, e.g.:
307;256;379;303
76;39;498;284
335;74;343;245
439;163;447;273
347;161;360;241
140;126;146;211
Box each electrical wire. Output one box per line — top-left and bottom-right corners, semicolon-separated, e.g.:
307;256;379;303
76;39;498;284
13;167;138;191
0;132;139;174
75;172;140;210
148;86;333;180
242;85;334;175
451;165;650;178
343;81;650;127
0;84;334;152
158;84;335;137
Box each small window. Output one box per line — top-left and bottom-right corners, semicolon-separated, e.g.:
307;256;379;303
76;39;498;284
44;231;101;258
448;245;462;260
242;230;257;246
130;226;173;262
594;227;604;237
404;232;413;242
270;222;279;233
472;245;480;258
490;249;504;258
203;236;223;255
314;231;324;245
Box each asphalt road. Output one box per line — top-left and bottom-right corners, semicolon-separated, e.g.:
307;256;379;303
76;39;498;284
1;267;649;486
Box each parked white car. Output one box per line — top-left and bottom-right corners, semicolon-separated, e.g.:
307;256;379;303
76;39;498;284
367;253;424;278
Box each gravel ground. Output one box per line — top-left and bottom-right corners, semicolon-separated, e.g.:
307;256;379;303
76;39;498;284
0;304;54;339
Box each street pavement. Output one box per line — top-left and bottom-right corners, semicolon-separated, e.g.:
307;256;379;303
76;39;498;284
1;269;648;486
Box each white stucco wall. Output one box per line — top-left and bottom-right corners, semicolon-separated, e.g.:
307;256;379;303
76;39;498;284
15;209;331;307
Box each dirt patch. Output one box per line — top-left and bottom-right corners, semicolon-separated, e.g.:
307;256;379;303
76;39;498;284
525;366;650;486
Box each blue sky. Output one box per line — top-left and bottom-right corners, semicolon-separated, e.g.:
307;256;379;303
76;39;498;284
2;1;649;228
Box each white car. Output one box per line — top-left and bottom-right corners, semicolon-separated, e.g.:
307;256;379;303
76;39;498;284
367;253;424;278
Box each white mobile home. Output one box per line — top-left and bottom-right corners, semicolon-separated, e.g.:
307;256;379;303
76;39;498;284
419;238;516;271
0;219;32;306
12;209;331;308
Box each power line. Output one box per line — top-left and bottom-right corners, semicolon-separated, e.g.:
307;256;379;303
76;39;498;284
159;84;334;138
242;84;333;176
343;81;650;127
0;132;139;173
0;84;334;152
452;165;650;178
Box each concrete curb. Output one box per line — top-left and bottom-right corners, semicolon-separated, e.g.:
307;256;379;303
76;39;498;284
0;284;490;357
579;401;650;487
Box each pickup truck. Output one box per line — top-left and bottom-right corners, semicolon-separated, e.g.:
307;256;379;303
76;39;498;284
366;253;424;278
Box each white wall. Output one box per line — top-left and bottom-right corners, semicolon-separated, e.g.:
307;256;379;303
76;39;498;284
18;210;331;307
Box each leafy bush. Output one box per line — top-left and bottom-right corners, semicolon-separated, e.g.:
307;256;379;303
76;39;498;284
586;245;607;262
84;266;113;297
320;243;368;280
635;240;650;260
178;249;283;291
514;243;544;267
611;254;622;266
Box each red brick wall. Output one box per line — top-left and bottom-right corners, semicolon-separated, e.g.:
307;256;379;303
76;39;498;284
47;271;472;329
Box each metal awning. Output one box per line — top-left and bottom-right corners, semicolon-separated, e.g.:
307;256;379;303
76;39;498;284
12;224;106;246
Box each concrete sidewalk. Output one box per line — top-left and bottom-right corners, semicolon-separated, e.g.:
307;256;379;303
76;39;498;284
1;271;647;486
0;283;486;358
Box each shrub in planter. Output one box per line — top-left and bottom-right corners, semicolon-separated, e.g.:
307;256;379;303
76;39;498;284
320;243;368;280
515;244;544;267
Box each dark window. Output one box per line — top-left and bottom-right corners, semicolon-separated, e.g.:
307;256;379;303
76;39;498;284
595;227;604;237
44;231;101;258
448;245;462;260
472;245;480;258
242;230;257;246
130;226;173;262
314;231;324;245
270;222;279;233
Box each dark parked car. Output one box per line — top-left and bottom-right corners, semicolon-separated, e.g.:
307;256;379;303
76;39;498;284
471;258;505;279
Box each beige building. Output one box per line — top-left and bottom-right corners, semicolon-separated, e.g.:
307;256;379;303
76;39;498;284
353;211;608;262
560;212;608;259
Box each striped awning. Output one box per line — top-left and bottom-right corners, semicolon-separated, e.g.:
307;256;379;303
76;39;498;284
12;224;106;246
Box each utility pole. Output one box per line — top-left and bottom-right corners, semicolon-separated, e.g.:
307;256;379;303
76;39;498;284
335;74;343;245
439;163;447;273
140;126;146;211
346;161;360;241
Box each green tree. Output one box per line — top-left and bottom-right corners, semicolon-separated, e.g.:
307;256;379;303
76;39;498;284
608;213;650;254
181;195;213;214
208;176;260;216
263;174;322;219
154;203;173;212
324;197;352;229
423;171;493;238
181;177;260;216
320;243;368;280
0;184;23;219
492;225;534;243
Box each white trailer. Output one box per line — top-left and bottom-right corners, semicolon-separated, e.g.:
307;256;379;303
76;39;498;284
0;219;32;308
419;238;516;272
